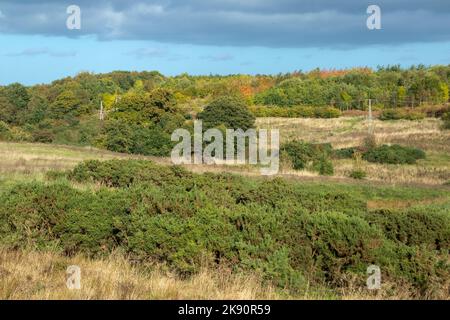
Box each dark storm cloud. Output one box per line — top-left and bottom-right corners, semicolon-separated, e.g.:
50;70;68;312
0;0;449;48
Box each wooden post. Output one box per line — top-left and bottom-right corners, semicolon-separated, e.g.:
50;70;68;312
368;98;373;135
100;101;104;121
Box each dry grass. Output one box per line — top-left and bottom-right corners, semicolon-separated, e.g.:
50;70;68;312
1;116;449;186
0;248;283;300
0;142;170;175
1;248;436;300
257;117;450;185
256;117;449;152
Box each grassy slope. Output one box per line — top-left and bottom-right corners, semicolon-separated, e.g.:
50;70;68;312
258;117;450;185
0;116;449;300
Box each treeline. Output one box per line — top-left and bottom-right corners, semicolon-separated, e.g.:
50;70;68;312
254;66;449;109
0;65;449;154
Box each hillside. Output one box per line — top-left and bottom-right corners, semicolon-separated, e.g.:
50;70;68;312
0;140;448;299
0;68;449;300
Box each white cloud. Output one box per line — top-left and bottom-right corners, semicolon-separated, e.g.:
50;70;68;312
126;47;168;59
5;48;77;57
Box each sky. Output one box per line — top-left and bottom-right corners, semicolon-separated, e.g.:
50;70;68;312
0;0;449;85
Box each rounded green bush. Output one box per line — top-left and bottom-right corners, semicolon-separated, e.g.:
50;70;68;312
363;144;426;164
349;170;367;179
198;96;255;131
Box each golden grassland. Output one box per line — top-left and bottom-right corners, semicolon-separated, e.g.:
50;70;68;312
257;117;450;185
0;248;425;300
1;116;448;186
0;248;280;300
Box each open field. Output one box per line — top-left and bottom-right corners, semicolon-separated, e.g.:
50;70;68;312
2;116;449;186
256;117;449;153
257;117;450;185
0;116;448;300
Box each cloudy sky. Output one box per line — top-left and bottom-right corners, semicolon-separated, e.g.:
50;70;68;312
0;0;449;84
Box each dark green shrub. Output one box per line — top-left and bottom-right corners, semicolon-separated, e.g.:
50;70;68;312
313;155;334;176
68;159;192;187
406;112;426;120
380;109;425;121
290;106;315;118
284;211;386;284
349;170;367;179
367;209;450;250
314;107;342;118
363;144;426;164
333;147;357;159
281;140;334;175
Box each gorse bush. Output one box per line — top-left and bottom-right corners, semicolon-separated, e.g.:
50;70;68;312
1;159;448;297
380;109;426;121
363;144;426;164
314;107;342;118
333;147;357;159
281;140;334;175
367;209;450;250
349;170;367;180
68;159;192;187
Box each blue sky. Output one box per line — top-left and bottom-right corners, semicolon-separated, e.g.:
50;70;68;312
0;1;449;85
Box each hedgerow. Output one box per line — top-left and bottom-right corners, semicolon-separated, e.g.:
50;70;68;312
249;106;341;118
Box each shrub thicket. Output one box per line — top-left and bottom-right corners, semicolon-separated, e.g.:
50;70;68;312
349;170;367;180
363;144;426;164
0;160;448;297
333;147;357;159
380;109;426;121
281;141;334;175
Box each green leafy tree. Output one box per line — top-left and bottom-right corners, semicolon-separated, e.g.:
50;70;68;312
104;120;133;153
198;96;255;131
0;95;16;123
25;93;49;124
4;83;30;110
111;88;177;125
50;90;82;119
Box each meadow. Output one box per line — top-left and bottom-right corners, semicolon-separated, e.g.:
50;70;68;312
0;115;448;300
258;117;450;185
